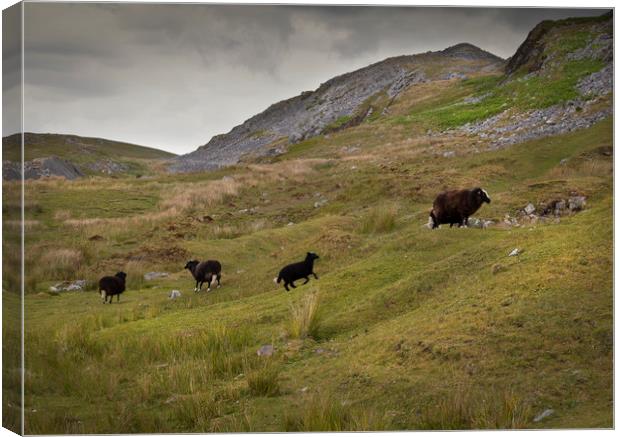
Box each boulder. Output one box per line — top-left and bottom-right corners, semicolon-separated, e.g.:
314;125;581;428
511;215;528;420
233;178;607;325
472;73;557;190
568;196;586;212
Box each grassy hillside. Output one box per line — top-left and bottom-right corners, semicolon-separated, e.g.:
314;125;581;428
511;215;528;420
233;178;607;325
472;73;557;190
3;133;176;176
2;14;612;434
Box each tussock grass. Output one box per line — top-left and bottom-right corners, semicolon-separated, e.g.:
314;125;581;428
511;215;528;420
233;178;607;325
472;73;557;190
359;205;398;234
284;394;393;431
416;386;531;430
40;248;84;280
160;176;241;213
246;362;280;397
547;158;612;179
287;290;322;339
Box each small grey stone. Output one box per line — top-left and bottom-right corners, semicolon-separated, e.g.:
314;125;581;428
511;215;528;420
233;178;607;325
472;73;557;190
508;248;521;257
524;203;536;215
169;290;182;299
533;409;554;422
257;344;275;357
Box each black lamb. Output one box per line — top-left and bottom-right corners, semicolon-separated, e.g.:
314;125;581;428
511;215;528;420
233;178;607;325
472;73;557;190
274;252;320;291
184;259;222;293
98;271;127;304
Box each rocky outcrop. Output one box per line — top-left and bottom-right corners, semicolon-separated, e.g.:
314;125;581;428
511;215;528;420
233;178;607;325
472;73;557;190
3;156;84;181
505;12;612;76
169;44;504;173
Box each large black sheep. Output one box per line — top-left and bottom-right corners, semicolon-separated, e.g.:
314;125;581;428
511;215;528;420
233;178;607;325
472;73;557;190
184;259;222;293
429;187;491;229
274;252;320;292
98;272;127;304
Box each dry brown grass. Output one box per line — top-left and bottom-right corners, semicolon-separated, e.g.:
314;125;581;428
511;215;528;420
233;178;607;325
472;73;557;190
160;176;241;213
4;219;41;230
547;159;612;179
39;248;84;280
245;159;327;183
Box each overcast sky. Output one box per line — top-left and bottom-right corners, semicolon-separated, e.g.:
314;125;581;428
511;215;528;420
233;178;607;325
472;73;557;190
2;3;609;154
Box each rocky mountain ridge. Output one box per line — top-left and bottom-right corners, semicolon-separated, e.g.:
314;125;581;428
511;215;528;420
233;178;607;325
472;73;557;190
169;43;504;173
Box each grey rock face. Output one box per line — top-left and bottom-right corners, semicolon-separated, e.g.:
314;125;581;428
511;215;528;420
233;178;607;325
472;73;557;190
2;161;21;181
169;45;504;173
85;159;129;175
10;156;85;181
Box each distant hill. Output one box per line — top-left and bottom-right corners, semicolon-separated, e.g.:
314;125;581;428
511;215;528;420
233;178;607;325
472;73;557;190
2;133;176;179
169;43;505;173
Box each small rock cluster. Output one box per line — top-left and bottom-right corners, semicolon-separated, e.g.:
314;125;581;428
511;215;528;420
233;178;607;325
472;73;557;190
144;272;169;281
456;98;612;150
49;280;87;292
506;196;586;227
85;159;129;175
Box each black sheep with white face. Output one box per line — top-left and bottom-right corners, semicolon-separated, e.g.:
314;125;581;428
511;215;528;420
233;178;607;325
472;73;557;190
274;252;320;291
429;187;491;229
98;271;127;304
184;259;222;292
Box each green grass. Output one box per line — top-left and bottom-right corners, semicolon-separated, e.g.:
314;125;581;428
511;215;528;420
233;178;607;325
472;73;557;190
10;116;611;432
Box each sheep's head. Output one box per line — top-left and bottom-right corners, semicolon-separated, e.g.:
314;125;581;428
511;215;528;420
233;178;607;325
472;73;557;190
474;188;491;204
115;271;127;281
184;260;199;272
306;252;320;261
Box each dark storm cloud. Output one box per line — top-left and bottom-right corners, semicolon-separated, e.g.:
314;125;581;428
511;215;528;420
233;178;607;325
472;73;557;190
11;3;609;153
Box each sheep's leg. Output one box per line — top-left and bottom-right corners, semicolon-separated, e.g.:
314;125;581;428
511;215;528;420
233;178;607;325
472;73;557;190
217;274;221;288
290;281;297;289
302;277;310;284
284;283;290;292
206;278;212;292
312;272;319;280
194;281;200;293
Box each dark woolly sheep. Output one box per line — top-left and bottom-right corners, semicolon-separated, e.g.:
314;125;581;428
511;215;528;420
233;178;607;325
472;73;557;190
274;252;320;292
429;187;491;229
184;259;222;293
98;272;127;304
